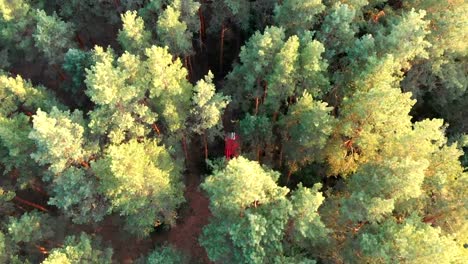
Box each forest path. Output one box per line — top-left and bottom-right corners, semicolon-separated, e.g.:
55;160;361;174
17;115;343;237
153;138;213;263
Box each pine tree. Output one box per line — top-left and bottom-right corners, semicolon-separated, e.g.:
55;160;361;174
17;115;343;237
145;45;192;138
190;71;230;159
274;0;325;34
139;245;189;264
200;157;329;263
239;114;272;162
29;107;86;176
0;73;63;185
85;46;156;144
48;167;108;224
325;79;415;176
156;0;198;56
33;10;76;64
316;3;357;61
0;0;37;66
280;92;335;176
7;211;54;244
118;10;151;55
92;139;184;237
42;233;113;264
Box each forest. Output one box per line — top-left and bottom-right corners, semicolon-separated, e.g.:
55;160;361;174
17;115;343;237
0;0;467;263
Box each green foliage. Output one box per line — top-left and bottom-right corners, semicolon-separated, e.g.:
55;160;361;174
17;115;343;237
274;0;325;34
62;49;93;106
325;84;415;176
226;26;329;116
42;233;113;264
48;167;108;224
0;73;62;184
316;3;357;61
341;158;428;222
0;187;15;216
156;1;195;56
33;10;76;64
208;0;251;32
239;114;272;159
145;45;192;135
375;9;431;69
0;74;63;117
289;184;330;250
280;92;335;173
354;215;465;263
7;211;54;244
0;0;36;65
55;0;121;29
118;11;151;54
190;71;230;137
29;107;86;176
0;114;35;175
0;230;23;264
0;0;30;22
200;157;290;263
201;157;328;263
85;46;156;144
92;139;184;237
140;245;188;264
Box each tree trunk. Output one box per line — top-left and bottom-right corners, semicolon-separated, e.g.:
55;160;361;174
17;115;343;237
255;97;259;115
14;196;49;212
35;245;48;255
188;56;194;80
286;170;292;184
219;24;225;73
203;132;208;160
262;81;268;103
152;123;161;135
80;160;90;168
75;34;85;49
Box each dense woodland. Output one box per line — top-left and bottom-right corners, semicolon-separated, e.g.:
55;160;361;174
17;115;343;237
0;0;467;263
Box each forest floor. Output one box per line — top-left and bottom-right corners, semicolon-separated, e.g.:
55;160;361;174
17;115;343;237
161;139;212;264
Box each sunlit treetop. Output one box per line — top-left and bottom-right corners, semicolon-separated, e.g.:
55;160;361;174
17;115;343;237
92;139;184;237
0;0;30;21
42;233;113;264
190;71;230;135
29;107;87;176
157;0;197;56
85;46;156;143
145;45;192;135
353;215;466;263
0;74;63;117
202;156;288;217
325;82;416;176
200;157;330;263
118;10;151;55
